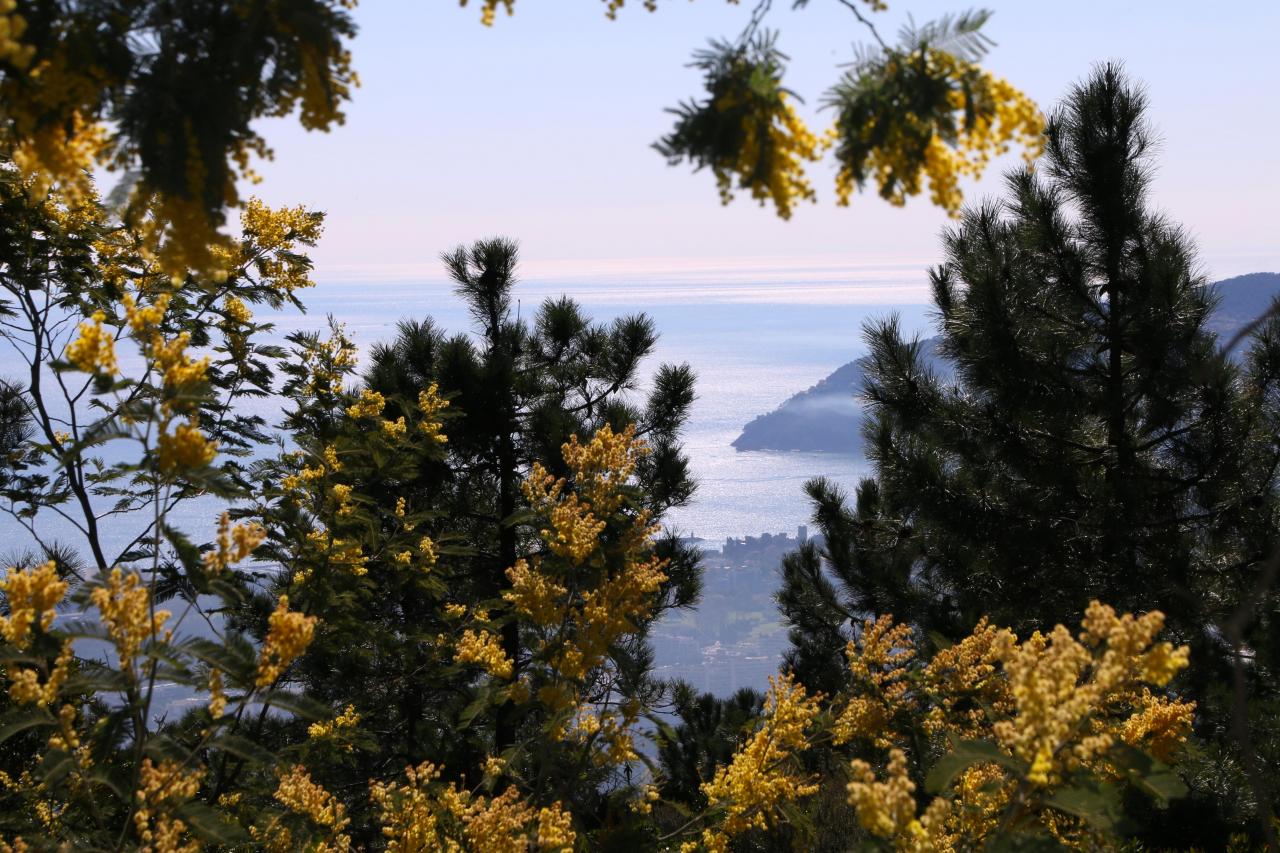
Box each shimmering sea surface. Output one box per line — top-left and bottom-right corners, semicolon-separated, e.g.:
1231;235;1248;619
1;263;936;700
289;271;935;545
2;265;936;561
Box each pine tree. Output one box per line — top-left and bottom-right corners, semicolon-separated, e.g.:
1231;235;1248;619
779;65;1280;841
239;238;701;841
657;685;764;811
363;237;699;743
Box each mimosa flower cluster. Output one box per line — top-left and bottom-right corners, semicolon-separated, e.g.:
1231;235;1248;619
278;371;452;593
307;704;361;743
832;614;917;749
0;558;72;701
63;273;230;478
508;425;667;708
91;569;171;673
839;603;1193;848
64;311;117;375
266;765;352;852
298;324;360;398
0;561;65;649
0;0;34;68
203;512;267;573
684;674;822;852
455;629;514;679
237;199;326;295
678;602;1194;850
712;90;824;220
0;3;354;276
133;759;203;853
463;0;661;26
368;760;576;852
658;35;826;221
256;595;319;687
831;48;1043;216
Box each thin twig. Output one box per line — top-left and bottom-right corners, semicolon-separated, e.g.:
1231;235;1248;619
833;0;889;51
738;0;775;43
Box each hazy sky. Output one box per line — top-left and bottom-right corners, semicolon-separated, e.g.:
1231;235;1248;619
248;0;1278;287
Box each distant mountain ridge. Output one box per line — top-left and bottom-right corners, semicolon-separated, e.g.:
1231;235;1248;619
732;271;1280;454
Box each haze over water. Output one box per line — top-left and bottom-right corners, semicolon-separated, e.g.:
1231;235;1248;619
288;261;938;545
0;258;935;563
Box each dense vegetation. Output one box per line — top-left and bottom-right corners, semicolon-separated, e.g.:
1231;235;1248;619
775;66;1280;847
0;1;1275;850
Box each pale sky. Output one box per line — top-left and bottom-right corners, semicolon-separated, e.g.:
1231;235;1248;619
247;0;1279;287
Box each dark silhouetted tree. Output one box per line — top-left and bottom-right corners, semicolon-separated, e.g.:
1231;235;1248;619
780;65;1280;843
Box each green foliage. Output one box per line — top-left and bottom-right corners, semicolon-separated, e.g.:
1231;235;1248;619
0;170;315;577
659;1;1042;216
231;237;702;843
656;685;765;810
0;1;1265;843
0;168;343;849
824;10;1039;210
779;64;1280;845
464;0;1048;218
1;0;357;271
655;31;824;219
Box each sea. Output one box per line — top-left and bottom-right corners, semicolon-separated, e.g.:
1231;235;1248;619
2;259;938;701
285;260;937;546
2;257;942;578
